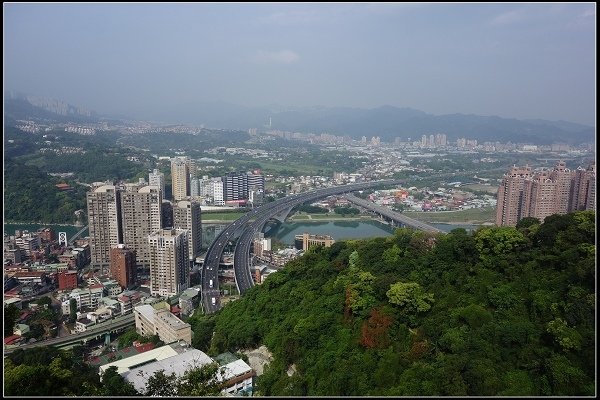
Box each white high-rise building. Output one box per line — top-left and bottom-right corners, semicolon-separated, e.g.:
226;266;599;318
190;177;200;197
149;169;165;196
148;229;189;297
173;200;202;261
212;178;224;205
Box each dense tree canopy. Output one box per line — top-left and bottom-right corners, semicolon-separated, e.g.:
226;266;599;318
4;158;88;224
188;211;595;396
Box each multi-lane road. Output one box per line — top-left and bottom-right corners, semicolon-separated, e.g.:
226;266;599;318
201;179;402;314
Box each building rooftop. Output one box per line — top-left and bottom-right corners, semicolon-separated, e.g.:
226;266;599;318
134;304;154;323
155;309;189;329
88;343;156;368
120;346;214;393
219;359;254;382
99;343;181;375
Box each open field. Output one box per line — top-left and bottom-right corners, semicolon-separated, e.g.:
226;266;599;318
288;213;373;221
403;206;496;224
202;212;245;221
461;184;498;194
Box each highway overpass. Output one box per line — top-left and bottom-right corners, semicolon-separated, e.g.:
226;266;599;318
4;313;135;356
343;193;443;234
201;180;402;314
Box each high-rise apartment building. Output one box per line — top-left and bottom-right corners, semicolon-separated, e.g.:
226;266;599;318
550;161;573;215
173;200;202;261
569;162;596;212
110;244;137;289
223;172;265;202
521;171;557;223
120;184;163;267
171;157;189;201
87;184;122;271
496;161;595;226
212;179;224;205
149;169;165;196
148;229;189;297
194;176;225;205
495;165;532;226
434;133;447;147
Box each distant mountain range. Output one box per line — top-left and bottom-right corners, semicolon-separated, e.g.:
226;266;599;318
3;92;595;145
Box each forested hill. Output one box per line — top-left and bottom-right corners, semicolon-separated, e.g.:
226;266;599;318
189;211;596;396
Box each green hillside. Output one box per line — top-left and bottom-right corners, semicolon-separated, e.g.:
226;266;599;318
189;211;596;396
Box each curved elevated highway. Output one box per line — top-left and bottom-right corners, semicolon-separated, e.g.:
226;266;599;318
343;193;443;234
201;180;401;314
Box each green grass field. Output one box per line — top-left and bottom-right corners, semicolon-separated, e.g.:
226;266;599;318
288;213;373;221
202;212;245;221
403;206;496;224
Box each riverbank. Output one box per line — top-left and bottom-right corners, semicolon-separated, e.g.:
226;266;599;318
403;207;496;224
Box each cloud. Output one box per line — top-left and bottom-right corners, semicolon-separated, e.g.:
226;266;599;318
490;10;524;26
580;8;595;18
259;10;322;25
254;50;300;65
566;7;596;29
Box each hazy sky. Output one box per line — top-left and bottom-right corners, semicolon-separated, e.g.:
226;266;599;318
4;2;596;125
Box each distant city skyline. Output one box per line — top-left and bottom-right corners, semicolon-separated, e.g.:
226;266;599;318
4;2;596;126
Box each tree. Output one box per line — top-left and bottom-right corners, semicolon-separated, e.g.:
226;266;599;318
143;369;178;396
4;304;20;335
100;366;139;396
474;227;526;265
387;281;435;314
360;308;393;348
176;362;224;396
516;217;540;229
118;328;142;349
546;318;583;351
35;296;53;308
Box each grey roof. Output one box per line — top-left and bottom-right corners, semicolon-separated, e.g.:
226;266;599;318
121;348;214;393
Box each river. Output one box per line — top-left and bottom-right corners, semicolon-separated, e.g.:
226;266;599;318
203;220;481;248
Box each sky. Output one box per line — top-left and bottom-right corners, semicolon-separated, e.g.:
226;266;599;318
3;2;597;126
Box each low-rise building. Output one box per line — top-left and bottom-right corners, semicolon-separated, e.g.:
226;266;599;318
74;317;95;333
178;287;200;317
99;341;254;396
294;233;335;251
68;286;104;310
133;303;192;345
58;270;78;290
117;290;145;315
